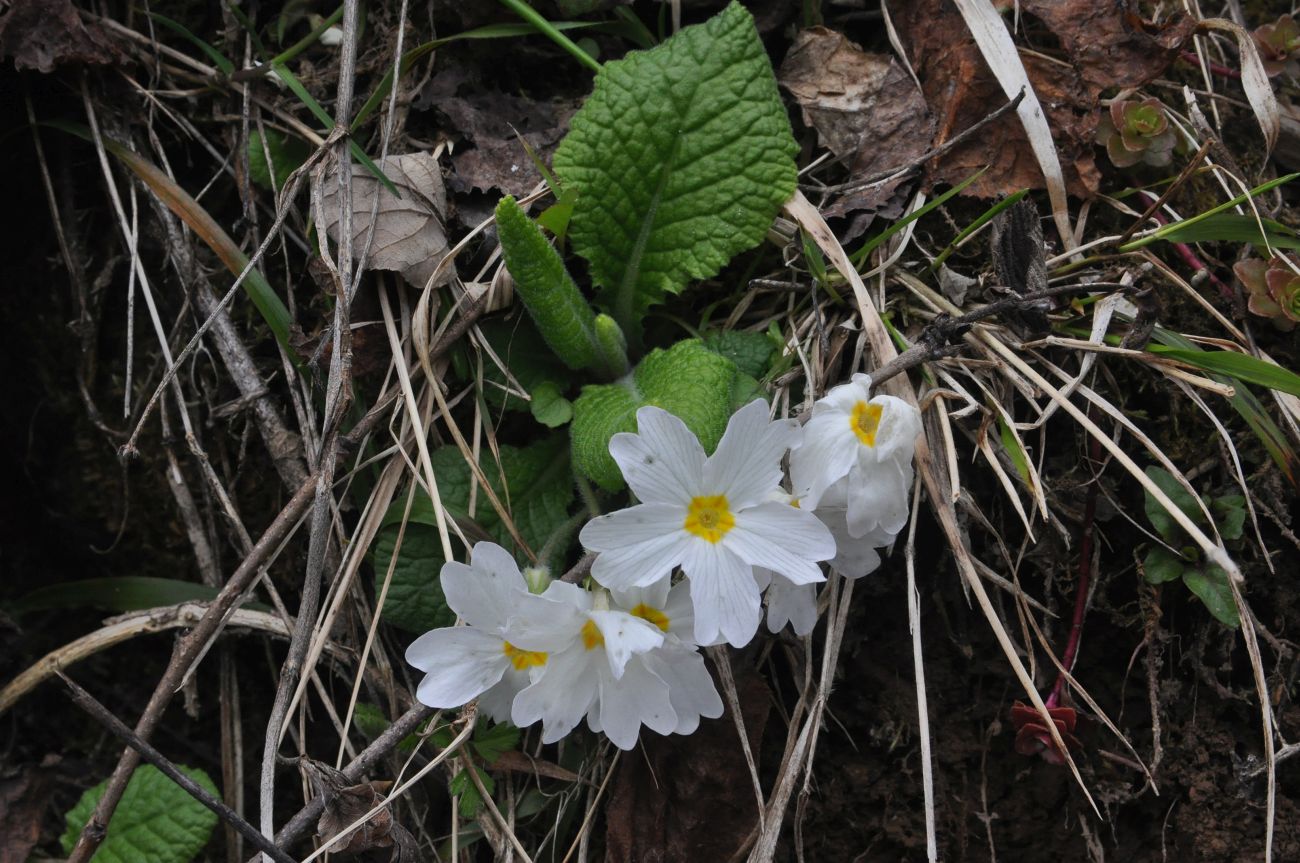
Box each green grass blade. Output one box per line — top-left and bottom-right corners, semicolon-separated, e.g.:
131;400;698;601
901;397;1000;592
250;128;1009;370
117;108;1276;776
498;0;601;72
931;188;1029;271
1151;328;1297;484
1122;212;1300;251
13;576;267;614
851;168;986;268
1149;345;1300;397
146;12;235;75
269;4;345;67
1119;172;1300;252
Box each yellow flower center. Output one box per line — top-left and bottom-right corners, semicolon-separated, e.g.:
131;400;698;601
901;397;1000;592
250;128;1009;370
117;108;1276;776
684;495;735;543
849;401;884;447
581;620;604;651
502;641;547;671
631;603;670;632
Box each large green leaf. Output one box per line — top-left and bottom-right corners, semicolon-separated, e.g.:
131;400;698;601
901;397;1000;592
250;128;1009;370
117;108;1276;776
570;340;739;490
700;328;776;379
552;1;797;334
62;765;218;863
376;436;575;632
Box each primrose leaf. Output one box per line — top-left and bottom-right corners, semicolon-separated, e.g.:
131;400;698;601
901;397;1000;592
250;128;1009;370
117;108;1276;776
248;130;310;191
472;722;521;764
376;437;575;631
701;329;777;379
495;196;602;372
1212;495;1247;541
1143;466;1203;540
530;380;574;427
62;765;218;863
553;1;798;333
571;340;738;490
373;523;457;633
449;767;493;818
1142;545;1187;584
1183;566;1241;627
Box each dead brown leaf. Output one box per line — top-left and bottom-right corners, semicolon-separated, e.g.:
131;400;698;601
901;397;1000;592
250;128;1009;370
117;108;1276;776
0;757;57;863
779;28;934;220
318;152;451;290
417;68;576;198
603;663;771;863
0;0;120;73
302;759;419;862
893;1;1191;201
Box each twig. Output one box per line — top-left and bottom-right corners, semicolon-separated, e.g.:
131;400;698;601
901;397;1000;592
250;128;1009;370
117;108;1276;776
258;1;363;853
63;473;317;863
867;282;1135;393
58;673;296;863
1116;140;1213;246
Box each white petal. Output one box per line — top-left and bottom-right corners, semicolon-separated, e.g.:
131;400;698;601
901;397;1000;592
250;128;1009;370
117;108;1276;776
865;395;923;465
810;376;868;422
477;666;529;724
765;577;820;636
589;609;664;678
683;542;762;648
661;580;697;644
501;591;585;652
823;511;885;578
845;459;912;537
594;657;677;749
608;406;705;502
511;647;598;744
406;628;509;708
609;576;671;613
440;542;527;631
788;411;857;510
642;644;723;734
703;399;798;508
726;503;834;585
580;503;685;551
588;530;693;590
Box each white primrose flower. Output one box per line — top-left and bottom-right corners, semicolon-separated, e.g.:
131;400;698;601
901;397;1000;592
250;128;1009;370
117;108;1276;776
815;479;896;578
790;373;922;539
404;542;575;723
510;583;676;750
611;580;724;735
579;399;836;648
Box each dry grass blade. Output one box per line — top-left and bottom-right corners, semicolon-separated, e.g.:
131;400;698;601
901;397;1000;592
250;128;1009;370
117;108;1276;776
950;0;1074;250
1199;19;1280;157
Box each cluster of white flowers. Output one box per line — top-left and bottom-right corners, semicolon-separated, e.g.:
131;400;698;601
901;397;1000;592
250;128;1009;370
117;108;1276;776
406;374;921;750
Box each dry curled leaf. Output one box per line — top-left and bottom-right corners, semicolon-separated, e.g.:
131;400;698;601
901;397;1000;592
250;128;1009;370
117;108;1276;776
779;27;934;219
318;152;452;290
0;0;120;73
302;759;420;862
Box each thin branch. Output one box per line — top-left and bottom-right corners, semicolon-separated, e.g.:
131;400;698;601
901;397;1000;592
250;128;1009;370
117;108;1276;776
59;673;296;863
64;472;317;863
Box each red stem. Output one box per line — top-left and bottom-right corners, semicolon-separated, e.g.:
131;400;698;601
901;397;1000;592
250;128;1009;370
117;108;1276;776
1179;51;1243;81
1047;412;1102;708
1137;191;1236;305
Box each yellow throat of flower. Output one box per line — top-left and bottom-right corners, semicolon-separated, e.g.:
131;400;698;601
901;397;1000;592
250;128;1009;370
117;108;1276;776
502;641;547;671
631;603;671;632
849;401;884;447
684;494;735;543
